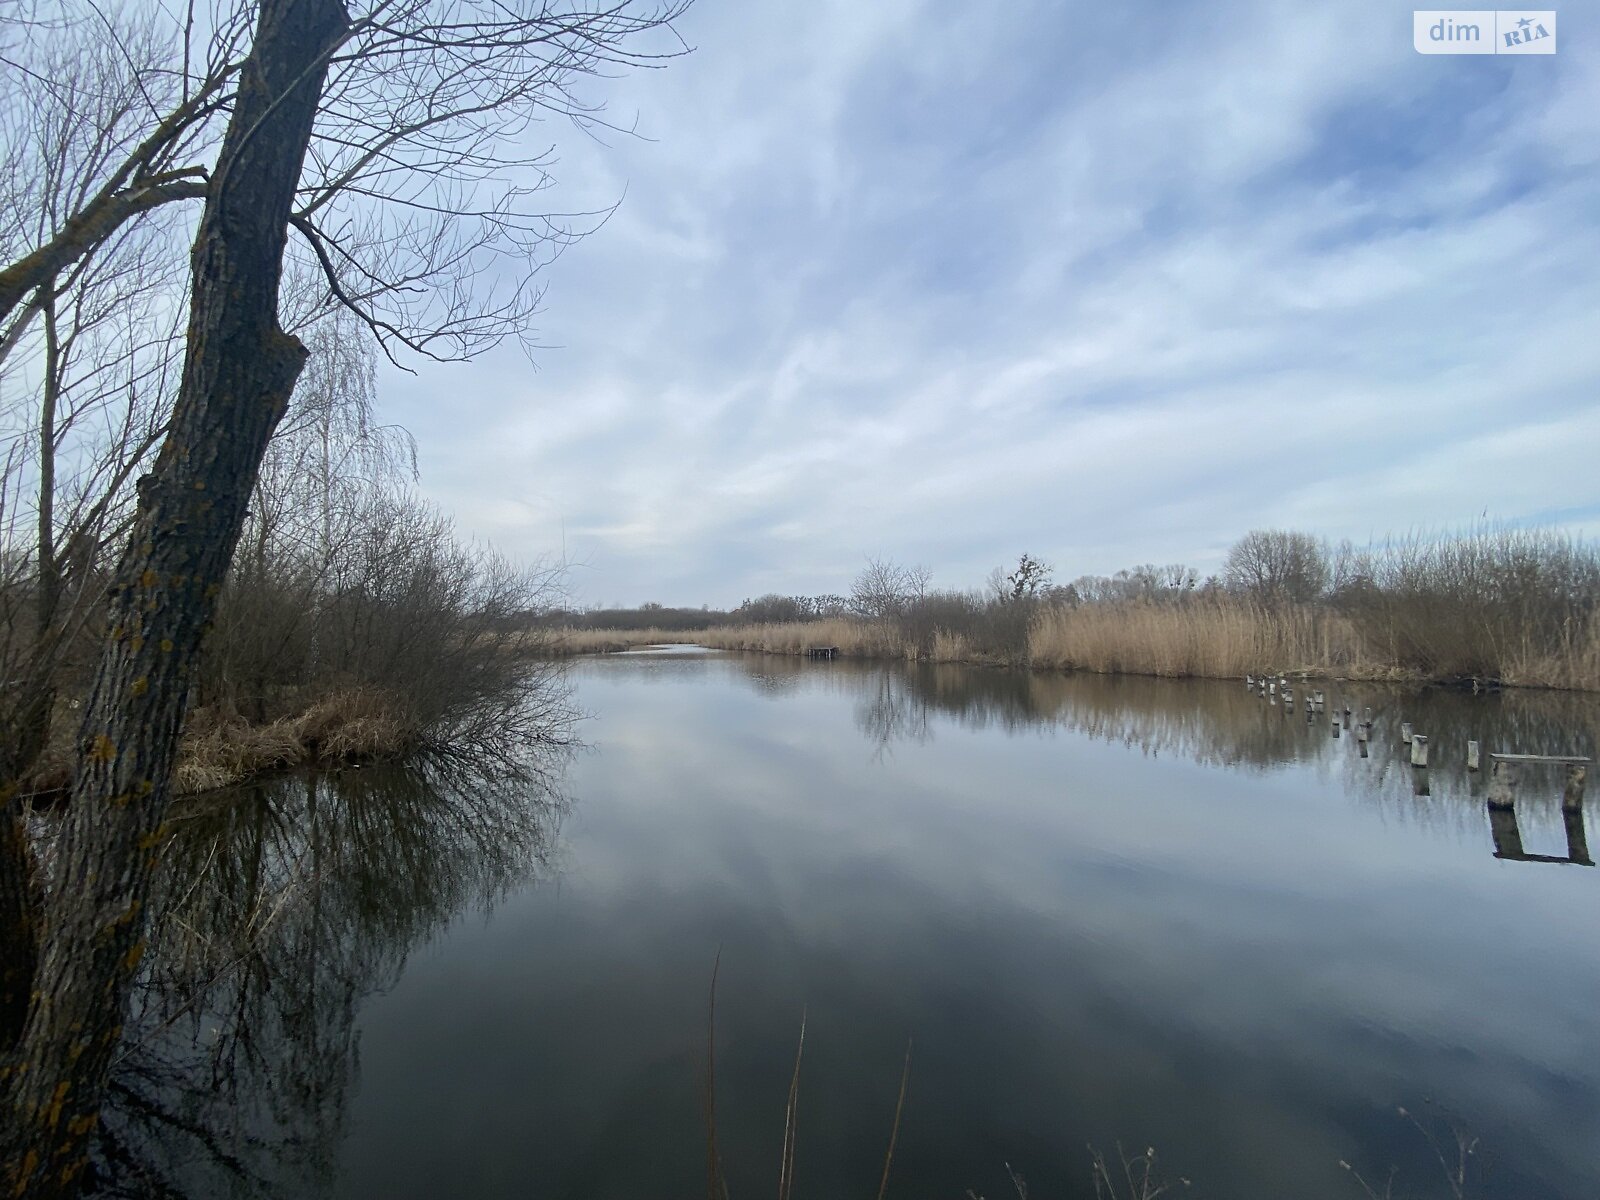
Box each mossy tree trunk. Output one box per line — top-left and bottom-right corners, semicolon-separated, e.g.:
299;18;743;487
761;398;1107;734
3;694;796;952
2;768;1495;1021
0;0;347;1192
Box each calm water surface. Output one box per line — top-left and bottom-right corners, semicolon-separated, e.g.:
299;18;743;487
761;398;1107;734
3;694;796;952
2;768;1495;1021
119;649;1600;1198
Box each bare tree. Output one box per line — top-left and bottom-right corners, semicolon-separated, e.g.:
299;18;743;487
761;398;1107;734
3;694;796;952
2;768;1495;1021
850;556;931;621
0;1;689;1193
1003;553;1052;601
1223;529;1329;604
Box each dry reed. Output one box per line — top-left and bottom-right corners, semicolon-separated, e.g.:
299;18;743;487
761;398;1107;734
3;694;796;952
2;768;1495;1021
1027;598;1372;680
172;687;417;794
542;627;701;655
698;618;915;660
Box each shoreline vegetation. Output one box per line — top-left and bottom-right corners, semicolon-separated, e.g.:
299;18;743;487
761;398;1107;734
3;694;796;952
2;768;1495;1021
543;526;1600;694
8;326;571;804
18;524;1597;802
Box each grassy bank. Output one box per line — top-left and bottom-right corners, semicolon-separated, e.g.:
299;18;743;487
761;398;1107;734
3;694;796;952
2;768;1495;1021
669;593;1600;691
172;688;418;793
1027;598;1389;679
692;605;1381;680
540;627;701;655
19;686;429;800
698;617;918;660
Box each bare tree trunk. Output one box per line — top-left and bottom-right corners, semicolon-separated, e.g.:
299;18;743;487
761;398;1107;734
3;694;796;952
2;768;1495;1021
0;0;346;1191
0;296;66;1051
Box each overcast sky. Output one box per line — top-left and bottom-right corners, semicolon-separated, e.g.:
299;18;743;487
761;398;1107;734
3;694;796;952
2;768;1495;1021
379;1;1599;609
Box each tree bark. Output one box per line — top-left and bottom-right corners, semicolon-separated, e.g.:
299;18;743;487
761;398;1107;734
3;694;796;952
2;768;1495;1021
0;0;346;1192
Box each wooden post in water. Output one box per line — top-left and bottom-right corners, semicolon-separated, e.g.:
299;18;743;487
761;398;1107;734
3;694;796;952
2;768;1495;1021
1488;759;1518;809
1564;808;1593;866
1313;690;1325;710
1331;715;1340;738
1269;681;1277;696
1410;734;1429;768
1489;804;1526;858
1400;722;1413;745
1467;740;1481;772
1564;764;1587;811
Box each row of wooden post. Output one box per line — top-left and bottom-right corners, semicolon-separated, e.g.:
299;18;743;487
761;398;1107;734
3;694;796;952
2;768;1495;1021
1244;673;1590;807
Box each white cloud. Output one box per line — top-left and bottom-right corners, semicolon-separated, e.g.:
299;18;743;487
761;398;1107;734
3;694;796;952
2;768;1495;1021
381;0;1600;605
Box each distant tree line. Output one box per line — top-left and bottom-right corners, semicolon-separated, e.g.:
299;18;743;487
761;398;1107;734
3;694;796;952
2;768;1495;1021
679;527;1600;688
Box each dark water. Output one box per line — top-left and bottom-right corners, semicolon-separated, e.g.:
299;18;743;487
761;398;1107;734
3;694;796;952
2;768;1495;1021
110;649;1600;1198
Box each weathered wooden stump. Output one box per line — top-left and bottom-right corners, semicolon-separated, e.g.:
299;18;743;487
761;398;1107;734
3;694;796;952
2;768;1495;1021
1410;734;1429;768
1488;759;1518;809
1467;740;1480;772
1564;764;1587;811
1400;722;1413;745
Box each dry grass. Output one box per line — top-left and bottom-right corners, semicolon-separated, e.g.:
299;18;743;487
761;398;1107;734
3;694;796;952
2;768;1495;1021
552;573;1600;691
1028;598;1374;680
172;688;417;794
539;627;703;655
698;618;914;659
1493;608;1600;691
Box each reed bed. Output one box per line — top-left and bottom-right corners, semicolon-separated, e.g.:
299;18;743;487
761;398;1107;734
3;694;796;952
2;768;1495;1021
1027;598;1374;679
172;688;418;794
541;627;701;655
697;618;914;659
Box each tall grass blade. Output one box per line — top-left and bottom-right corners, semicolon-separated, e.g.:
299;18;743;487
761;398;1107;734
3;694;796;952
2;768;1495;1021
777;1008;807;1200
875;1038;913;1200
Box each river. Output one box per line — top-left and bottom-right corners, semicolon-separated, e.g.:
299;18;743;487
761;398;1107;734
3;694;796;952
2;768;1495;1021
107;647;1600;1198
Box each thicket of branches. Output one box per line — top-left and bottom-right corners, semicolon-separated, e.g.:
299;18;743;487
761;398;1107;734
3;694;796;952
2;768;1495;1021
5;319;562;803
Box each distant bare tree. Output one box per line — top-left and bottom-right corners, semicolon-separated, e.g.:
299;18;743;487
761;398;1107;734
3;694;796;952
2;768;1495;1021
1004;553;1052;601
851;556;931;621
1223;529;1329;604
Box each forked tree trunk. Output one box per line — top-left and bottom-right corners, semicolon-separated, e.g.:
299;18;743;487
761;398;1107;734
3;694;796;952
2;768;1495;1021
0;0;347;1192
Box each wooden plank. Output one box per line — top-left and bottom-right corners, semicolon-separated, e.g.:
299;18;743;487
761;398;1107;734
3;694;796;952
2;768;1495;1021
1488;753;1592;764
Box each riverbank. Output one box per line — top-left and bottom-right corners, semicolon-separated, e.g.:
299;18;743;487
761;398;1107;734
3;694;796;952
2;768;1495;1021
541;627;698;655
18;687;423;801
597;599;1600;691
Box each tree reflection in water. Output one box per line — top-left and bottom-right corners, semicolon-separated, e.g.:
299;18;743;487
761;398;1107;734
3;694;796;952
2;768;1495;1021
90;745;573;1199
733;654;1600;845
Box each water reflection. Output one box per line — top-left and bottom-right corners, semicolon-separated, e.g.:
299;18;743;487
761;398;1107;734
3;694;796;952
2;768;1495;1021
733;653;1600;850
92;752;572;1199
1488;803;1593;866
92;650;1600;1199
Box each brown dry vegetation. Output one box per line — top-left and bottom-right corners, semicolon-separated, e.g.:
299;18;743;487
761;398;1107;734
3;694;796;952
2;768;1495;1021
539;627;700;655
693;604;1600;690
698;617;919;661
673;529;1600;692
1027;598;1381;679
172;688;417;793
